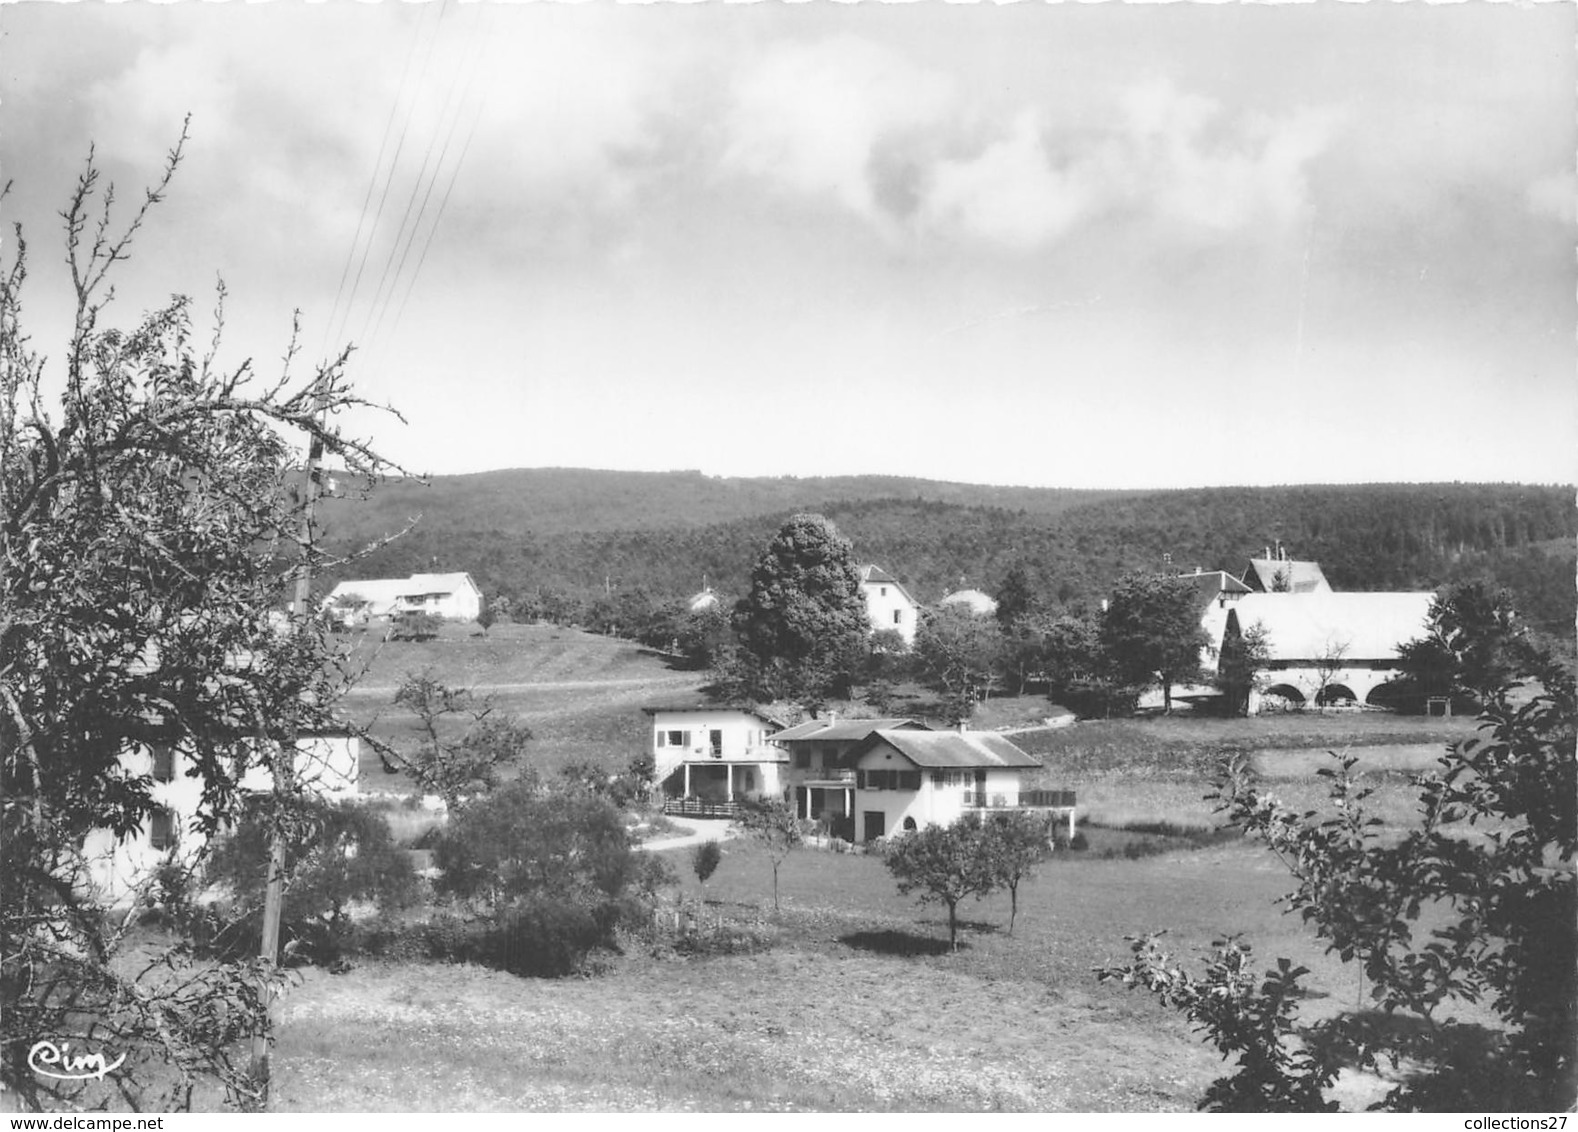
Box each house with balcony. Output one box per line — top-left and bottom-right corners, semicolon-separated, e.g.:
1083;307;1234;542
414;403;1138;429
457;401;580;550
846;729;1073;844
644;703;788;816
771;716;932;836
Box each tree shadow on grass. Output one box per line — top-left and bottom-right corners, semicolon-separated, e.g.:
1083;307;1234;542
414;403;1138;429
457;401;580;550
839;929;955;957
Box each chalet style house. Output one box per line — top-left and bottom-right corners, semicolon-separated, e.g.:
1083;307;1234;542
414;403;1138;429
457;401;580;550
772;716;931;832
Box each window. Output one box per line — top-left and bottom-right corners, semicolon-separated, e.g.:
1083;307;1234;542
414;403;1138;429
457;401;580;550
151;744;175;783
148;807;177;851
794;750;811;770
880;586;887;596
859;769;920;791
893;610;902;625
666;730;690;748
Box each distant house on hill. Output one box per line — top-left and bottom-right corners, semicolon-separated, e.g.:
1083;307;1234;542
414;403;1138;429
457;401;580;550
860;564;920;646
325;572;483;624
644;703;787;813
846;729;1072;844
1242;546;1332;594
939;587;999;617
1214;591;1434;710
687;587;721;614
772;716;932;832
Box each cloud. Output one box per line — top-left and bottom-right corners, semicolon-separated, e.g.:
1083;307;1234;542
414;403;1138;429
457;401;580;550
720;35;955;222
917;110;1093;247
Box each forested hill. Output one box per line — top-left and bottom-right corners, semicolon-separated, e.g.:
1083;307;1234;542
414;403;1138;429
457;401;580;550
315;467;1131;538
320;478;1576;640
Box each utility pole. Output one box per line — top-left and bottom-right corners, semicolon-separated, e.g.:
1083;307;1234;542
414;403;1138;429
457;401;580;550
250;378;328;1105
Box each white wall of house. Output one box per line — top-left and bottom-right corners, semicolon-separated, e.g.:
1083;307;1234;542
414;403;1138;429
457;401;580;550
649;708;785;800
862;581;918;646
83;735;360;905
849;747;1024;842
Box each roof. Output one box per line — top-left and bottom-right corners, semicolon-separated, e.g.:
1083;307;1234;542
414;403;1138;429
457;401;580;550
856;729;1041;770
1243;559;1332;594
401;572;479;596
771;717;930;743
860;564;919;606
939;589;999;615
641;703;788;727
687;588;720;612
1225;591;1434;663
1175;569;1252;604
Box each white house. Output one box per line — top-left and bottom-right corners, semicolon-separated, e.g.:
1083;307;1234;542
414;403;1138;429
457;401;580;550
771;716;932;833
83;731;361;904
1215;591;1435;710
644;703;787;811
1242;547;1333;595
846;729;1060;843
859;565;920;646
325;572;483;624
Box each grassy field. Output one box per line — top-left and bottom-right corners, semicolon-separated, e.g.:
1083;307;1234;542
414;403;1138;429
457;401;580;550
239;625;1504;1111
269;832;1434;1111
336;621;706;784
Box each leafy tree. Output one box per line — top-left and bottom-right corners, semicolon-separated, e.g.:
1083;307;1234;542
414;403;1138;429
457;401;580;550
475;600;497;637
1101;573;1209;714
673;602;735;671
386;672;531;807
0;132;393;1108
883;818;997;950
914;604;1006;724
691;839;722;897
1398;581;1529;709
433;778;649;912
1043;612;1138;718
735;796;804;912
979;811;1055;936
731;513;870;709
1000;611;1055;696
560;758;646;809
204;797;417;965
1310;637;1351;709
1214;611;1272;717
994;563;1042;631
1100;644;1576;1111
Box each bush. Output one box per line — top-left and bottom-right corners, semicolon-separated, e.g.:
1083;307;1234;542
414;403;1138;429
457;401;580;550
204;797;418;966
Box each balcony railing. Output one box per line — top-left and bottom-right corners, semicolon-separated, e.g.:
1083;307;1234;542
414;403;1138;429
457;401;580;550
798;769;856;785
662;797;740;819
964;789;1076;810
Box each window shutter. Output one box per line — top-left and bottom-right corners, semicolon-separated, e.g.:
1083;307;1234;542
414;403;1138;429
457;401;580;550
657;732;666;748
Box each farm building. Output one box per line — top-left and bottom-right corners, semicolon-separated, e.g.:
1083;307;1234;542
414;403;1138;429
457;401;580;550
645;703;788;815
84;730;361;904
1215;591;1435;709
859;564;920;646
771;716;933;832
324;572;483;624
846;729;1071;844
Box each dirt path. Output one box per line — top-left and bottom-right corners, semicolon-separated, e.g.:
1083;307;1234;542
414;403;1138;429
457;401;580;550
637;815;738;854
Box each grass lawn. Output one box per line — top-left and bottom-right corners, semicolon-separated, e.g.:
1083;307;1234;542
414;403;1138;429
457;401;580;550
272;831;1440;1112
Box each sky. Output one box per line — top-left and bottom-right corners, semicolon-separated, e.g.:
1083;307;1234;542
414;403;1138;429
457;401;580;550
2;0;1574;490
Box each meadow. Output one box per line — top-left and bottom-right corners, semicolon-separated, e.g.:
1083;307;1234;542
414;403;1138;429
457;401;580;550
252;622;1497;1111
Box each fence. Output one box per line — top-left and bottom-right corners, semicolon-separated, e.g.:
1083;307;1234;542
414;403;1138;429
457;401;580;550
662;797;740;819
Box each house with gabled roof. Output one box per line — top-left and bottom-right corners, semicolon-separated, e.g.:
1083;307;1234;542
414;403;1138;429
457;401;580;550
860;564;920;646
847;729;1071;843
1242;547;1332;594
325;572;483;624
643;702;788;815
771;715;932;832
